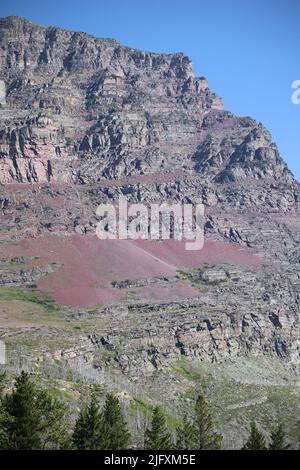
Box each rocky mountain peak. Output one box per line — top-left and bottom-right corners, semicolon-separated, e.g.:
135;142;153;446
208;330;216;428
0;16;297;191
0;16;227;183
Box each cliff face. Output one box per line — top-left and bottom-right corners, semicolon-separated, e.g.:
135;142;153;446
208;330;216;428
0;16;294;186
0;16;221;183
0;17;300;409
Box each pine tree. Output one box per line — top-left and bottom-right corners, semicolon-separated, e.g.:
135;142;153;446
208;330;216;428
0;371;7;448
73;394;105;450
36;388;69;449
0;371;41;449
269;423;291;450
103;393;130;450
144;406;173;450
176;415;196;450
242;422;266;450
0;372;5;397
0;371;68;450
194;392;222;450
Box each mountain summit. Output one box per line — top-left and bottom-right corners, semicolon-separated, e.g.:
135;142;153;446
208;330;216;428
0;16;294;186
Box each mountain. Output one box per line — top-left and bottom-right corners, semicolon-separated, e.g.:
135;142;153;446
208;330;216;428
0;15;295;185
0;16;299;447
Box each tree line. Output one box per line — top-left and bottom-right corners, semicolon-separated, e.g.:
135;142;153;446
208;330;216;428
0;371;291;450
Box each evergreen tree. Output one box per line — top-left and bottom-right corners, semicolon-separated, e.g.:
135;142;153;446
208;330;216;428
242;422;266;450
103;393;130;450
144;406;173;450
194;392;222;450
36;388;69;449
0;371;68;450
0;371;7;448
269;423;291;450
176;415;196;450
73;394;104;450
0;372;5;397
0;371;41;449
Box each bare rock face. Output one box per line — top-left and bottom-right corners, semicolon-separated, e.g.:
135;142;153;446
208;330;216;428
0;15;293;187
0;16;222;183
0;80;6;107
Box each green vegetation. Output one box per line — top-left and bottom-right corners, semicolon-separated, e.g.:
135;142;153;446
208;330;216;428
0;286;57;312
0;371;68;449
269;423;291;450
0;371;295;450
170;355;205;382
102;393;130;449
170;356;300;445
194;392;222;449
73;394;105;450
130;396;153;415
177;267;227;288
175;392;222;450
176;415;197;450
144;406;173;450
242;422;266;450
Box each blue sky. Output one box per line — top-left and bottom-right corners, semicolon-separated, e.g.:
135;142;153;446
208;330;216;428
1;0;299;180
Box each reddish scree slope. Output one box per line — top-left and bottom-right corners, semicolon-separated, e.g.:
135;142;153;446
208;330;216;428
1;235;264;307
